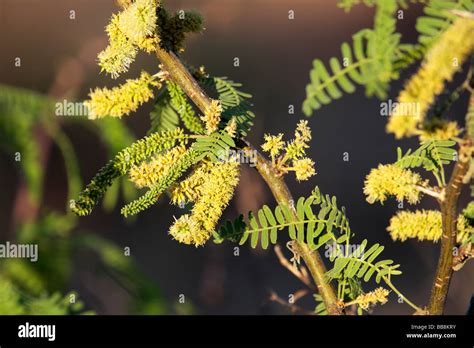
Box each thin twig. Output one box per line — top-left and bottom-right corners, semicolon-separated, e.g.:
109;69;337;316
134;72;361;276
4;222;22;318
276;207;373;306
274;244;315;291
416;185;445;201
268;290;314;315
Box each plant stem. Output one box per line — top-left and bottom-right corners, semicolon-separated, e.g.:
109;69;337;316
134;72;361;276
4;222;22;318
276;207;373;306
156;48;211;112
428;137;471;314
155;47;342;315
248;145;342;315
415;185;444;201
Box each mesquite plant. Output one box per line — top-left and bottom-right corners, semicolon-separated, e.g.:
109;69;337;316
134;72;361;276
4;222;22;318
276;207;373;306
72;0;474;315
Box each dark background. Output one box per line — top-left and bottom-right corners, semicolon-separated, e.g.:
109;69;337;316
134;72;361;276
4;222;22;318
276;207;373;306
0;0;472;314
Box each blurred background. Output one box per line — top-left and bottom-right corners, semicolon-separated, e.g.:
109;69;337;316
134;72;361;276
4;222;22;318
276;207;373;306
0;0;472;314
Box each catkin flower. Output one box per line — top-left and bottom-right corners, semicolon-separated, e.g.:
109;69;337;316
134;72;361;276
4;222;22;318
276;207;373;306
118;0;158;44
364;164;425;204
261;133;285;158
293;158;316;181
286;121;311;160
169;161;240;247
201;99;223;134
169;161;213;205
225;117;238;138
98;0;159;78
85;71;160;119
295;120;312;143
387;18;474;138
98;15;138;78
457;214;474;246
192;161;240;234
352;287;390;311
419;121;460;142
168;214;208;246
387;210;474;243
128;145;186;188
387;210;443;242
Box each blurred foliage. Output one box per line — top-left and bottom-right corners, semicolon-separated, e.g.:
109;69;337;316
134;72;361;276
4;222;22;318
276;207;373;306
0;84;169;314
0;278;91;315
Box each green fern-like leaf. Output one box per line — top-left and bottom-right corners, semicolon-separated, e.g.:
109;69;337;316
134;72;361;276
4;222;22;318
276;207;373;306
149;88;180;134
393;43;427;70
200;76;255;137
396;139;457;185
0;84;54;203
416;0;473;47
325;239;402;283
193;131;236;162
215;187;351;250
303;0;400;115
48;127;82;204
214;214;247;244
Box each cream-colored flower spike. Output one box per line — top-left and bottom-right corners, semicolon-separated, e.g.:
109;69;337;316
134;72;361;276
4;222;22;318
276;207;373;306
84;71;161;119
387;18;474;139
98;0;160;79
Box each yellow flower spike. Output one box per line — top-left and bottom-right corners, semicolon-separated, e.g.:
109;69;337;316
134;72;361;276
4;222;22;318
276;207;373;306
349;287;390;311
201;99;223;134
387;18;474;138
386;114;420;140
187;160;240;246
388;210;473;243
85;71;161;119
419;121;461;142
285;139;308;160
170;181;197;206
106;14;127;44
224;117;238;138
286;120;312;160
118;0;159;44
387;210;442;242
169;214;209;247
128;145;186;188
295;119;312;143
363;164;426;204
457;215;474;245
98;0;159;78
97;43;137;79
98;15;138;78
293;158;316;181
169;161;213;205
261;133;285;159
